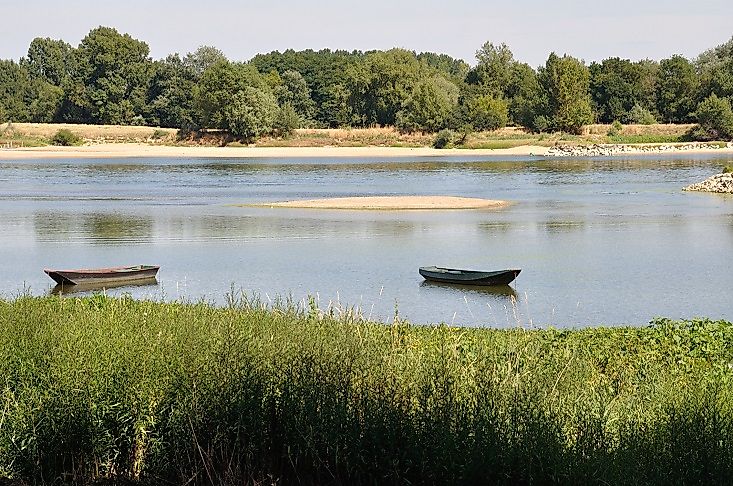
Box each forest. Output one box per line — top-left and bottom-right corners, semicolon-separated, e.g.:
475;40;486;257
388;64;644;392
1;26;732;140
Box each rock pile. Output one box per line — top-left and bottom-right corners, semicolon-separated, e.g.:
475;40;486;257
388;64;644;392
547;142;733;157
683;173;733;194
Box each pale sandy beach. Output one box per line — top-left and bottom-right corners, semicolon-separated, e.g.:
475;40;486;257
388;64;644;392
2;142;733;160
244;196;509;210
0;143;551;159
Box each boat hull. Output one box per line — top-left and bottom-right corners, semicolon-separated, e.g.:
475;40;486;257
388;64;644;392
419;267;520;286
44;265;160;286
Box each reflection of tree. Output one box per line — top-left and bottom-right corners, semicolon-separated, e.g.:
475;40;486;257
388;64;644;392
33;212;78;241
85;213;153;243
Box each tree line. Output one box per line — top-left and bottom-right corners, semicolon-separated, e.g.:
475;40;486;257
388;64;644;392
1;26;733;140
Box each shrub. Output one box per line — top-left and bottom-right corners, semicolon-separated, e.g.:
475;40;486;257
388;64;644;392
466;95;509;132
626;104;657;125
693;94;733;141
723;166;732;174
532;115;550;133
273;103;301;137
50;129;82;146
151;129;169;140
607;120;623;137
433;129;455;149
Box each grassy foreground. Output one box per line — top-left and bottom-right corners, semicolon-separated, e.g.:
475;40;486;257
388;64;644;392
1;295;732;484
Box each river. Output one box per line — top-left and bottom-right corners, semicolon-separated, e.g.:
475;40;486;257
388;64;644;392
1;153;731;327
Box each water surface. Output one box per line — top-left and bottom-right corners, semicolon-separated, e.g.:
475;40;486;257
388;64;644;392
1;154;731;327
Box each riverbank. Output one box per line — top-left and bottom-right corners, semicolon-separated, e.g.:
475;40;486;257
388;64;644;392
0;142;552;159
1;294;732;484
4;141;733;160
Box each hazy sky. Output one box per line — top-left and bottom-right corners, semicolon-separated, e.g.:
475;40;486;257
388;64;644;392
2;0;731;67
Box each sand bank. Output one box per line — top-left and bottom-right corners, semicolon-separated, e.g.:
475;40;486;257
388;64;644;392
246;196;509;210
0;143;551;159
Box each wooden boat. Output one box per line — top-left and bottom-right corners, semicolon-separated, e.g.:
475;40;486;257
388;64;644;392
419;266;521;286
44;265;160;286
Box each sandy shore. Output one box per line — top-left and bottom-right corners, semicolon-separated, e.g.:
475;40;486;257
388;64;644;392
0;143;550;159
244;196;509;210
2;142;733;160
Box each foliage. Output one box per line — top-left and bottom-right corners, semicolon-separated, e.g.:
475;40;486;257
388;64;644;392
589;58;655;123
656;55;699;123
50;128;82;146
225;86;279;140
626;104;657;124
541;53;594;133
607;120;623;136
396;76;458;132
433;128;455;148
274;70;316;123
273;103;301;137
464;94;509;131
723;165;732;174
692;94;733;140
3;26;733;142
1;296;733;484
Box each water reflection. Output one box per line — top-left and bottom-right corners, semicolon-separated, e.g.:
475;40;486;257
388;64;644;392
34;212;153;243
420;281;518;298
50;277;159;295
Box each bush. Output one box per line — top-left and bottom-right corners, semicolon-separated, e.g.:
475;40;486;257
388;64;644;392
607;120;623;136
693;94;733;141
151;129;169;140
273;103;301;137
626;104;657;125
723;166;732;174
433;129;455;149
466;95;509;132
532;115;550;133
50;129;82;146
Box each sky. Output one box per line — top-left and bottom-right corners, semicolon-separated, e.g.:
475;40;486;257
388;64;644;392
2;0;731;67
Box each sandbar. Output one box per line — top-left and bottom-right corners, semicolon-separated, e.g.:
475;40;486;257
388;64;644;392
247;196;509;210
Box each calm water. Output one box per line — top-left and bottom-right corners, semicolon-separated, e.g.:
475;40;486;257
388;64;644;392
1;153;731;327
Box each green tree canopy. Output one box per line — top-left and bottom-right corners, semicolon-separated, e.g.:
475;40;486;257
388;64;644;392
75;26;154;124
656;55;698;123
540;53;594;133
225;87;279;140
194;60;269;129
590;58;651;123
396;76;459;132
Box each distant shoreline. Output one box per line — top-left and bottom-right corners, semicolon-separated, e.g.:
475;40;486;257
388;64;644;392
2;142;733;160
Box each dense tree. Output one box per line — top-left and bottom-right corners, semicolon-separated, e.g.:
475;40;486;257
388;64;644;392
4;26;733;139
540;53;594;133
656;55;698;123
694;94;733;140
416;52;470;80
251;49;363;127
274;70;316;124
396;76;458;132
463;94;509;131
194;60;269;129
75;27;154;125
467;42;514;98
345;49;425;126
506;62;545;128
225;87;279;140
183;46;227;77
147;55;197;128
590;58;650;123
0;61;29;121
22;37;75;87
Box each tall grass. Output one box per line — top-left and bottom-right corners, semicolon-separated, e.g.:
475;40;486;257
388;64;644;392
1;294;732;484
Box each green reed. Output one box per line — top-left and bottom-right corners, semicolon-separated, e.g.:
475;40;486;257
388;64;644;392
1;294;732;484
